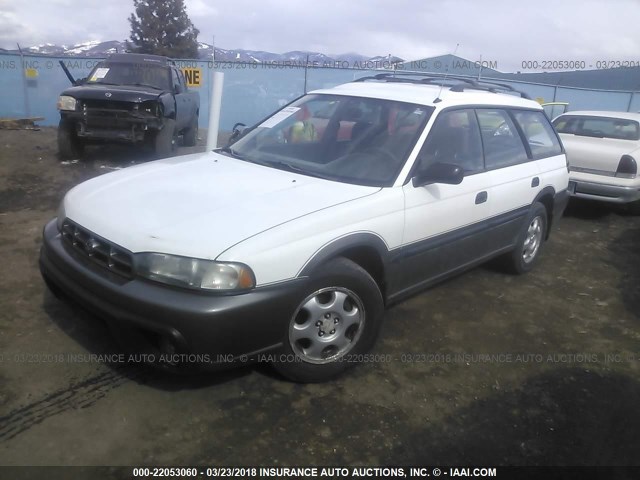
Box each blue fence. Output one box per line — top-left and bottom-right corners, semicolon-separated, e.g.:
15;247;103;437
1;52;638;130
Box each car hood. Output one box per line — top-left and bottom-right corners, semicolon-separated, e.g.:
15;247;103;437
61;84;163;103
63;152;379;259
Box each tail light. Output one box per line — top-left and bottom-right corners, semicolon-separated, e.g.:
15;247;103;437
615;155;637;178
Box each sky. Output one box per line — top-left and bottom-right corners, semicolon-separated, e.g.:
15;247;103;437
1;0;640;71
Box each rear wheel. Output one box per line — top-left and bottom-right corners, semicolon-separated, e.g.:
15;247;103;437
57;119;84;160
502;202;547;274
273;257;384;383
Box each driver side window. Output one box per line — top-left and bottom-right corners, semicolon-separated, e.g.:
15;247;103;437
416;109;484;174
171;68;182;93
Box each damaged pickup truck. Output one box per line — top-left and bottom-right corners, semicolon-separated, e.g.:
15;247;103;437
56;53;200;159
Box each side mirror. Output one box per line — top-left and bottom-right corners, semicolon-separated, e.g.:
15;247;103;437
412;162;464;187
174;84;181;94
229;122;248;143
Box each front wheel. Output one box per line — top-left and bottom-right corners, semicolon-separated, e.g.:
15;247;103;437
183;114;198;147
154;119;177;158
57;119;84;160
273;257;384;383
501;202;548;274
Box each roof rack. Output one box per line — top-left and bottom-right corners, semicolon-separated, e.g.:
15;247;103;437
353;72;531;99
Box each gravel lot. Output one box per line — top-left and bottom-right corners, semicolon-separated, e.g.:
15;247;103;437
1;127;639;468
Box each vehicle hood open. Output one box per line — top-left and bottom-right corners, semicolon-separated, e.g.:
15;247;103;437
63;151;379;259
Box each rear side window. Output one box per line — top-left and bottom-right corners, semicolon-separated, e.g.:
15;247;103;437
476;109;528;169
513;110;563;158
553;115;640;141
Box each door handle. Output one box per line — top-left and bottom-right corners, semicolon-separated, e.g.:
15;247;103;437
475;191;488;204
531;177;540;187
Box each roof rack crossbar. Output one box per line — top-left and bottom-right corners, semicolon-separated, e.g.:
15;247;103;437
353;73;531;99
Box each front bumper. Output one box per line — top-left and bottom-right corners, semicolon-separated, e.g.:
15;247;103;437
61;111;163;143
39;219;306;370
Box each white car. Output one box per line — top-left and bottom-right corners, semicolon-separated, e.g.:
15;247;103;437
552;111;640;213
40;74;569;382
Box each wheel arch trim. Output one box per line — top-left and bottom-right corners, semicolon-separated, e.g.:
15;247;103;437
532;186;557;239
297;232;391;287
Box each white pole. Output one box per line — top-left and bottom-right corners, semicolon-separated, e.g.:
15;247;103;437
206;71;224;150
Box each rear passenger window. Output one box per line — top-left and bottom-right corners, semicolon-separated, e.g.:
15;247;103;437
513;110;562;158
417;109;484;174
476;109;528;169
553;115;640;140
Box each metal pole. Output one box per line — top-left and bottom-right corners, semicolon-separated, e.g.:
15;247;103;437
16;43;30;118
206;71;224;151
627;92;634;112
303;54;308;94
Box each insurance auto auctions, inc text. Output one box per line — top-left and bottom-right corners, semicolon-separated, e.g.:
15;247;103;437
256;467;497;477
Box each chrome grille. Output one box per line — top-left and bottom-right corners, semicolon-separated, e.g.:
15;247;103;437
61;219;134;278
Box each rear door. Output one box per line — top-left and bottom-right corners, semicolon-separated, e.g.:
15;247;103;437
478;109;563;248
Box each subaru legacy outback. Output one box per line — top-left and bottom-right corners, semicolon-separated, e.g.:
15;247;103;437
40;74;569;382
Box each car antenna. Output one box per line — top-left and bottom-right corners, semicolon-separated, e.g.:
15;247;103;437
434;43;459;104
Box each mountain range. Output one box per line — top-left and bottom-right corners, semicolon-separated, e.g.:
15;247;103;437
1;40;403;66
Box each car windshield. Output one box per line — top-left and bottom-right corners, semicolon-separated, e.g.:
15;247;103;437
553;115;640;141
227;94;433;187
86;62;171;91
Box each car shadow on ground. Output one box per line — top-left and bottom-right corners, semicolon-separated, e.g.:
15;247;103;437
394;368;640;466
608;225;640;321
563;198;627;220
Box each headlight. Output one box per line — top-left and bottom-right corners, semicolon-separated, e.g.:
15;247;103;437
56;200;66;232
57;95;77;111
135;253;255;291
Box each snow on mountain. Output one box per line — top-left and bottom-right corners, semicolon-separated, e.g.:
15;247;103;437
65;40;102;55
5;40;404;68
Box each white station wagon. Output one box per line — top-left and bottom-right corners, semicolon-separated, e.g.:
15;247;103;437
40;74;569;382
552;110;640;214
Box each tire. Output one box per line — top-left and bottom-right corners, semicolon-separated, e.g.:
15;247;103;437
154;119;177;158
183;114;198;147
57;119;84;160
273;257;384;383
502;202;548;274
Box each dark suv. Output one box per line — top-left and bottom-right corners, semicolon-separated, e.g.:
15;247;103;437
56;53;200;159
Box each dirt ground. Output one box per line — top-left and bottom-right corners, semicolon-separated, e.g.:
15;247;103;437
1;127;639;469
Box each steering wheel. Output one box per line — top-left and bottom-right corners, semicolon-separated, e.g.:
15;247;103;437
327;147;397;181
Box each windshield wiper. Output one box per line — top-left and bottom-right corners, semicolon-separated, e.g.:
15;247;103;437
264;160;334;180
217;146;245;159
